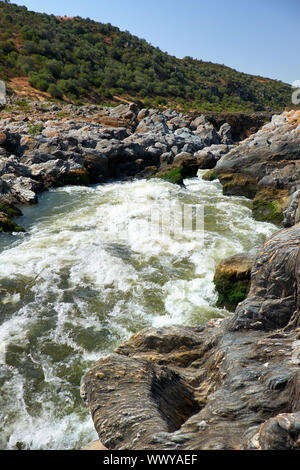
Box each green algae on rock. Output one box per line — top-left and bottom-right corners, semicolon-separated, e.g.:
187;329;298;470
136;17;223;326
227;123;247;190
215;111;300;227
148;167;184;185
56;169;90;187
213;252;255;311
219;173;259;199
0;211;25;233
202;169;219;181
252;189;290;225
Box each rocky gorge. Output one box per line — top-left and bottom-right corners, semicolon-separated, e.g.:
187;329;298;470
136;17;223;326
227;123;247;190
1;99;300;450
0;100;274;233
80;107;300;451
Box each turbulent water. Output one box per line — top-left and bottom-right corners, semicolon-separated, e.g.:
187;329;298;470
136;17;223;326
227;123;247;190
0;171;277;450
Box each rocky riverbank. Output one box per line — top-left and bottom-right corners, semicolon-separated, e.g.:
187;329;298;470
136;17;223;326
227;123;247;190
215;110;300;225
2;100;300;450
0;100;273;233
81;223;300;450
80;108;300;450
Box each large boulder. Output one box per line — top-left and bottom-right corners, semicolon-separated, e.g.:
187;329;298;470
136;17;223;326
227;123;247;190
214;252;255;311
228;223;300;331
194;144;233;169
215;111;300;224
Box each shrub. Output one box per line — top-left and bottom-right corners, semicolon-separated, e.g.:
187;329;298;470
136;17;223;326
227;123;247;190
48;83;63;99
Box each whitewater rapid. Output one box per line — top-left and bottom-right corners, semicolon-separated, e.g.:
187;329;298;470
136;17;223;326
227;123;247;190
0;171;277;449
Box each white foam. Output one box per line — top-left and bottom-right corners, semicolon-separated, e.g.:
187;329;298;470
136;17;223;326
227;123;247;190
0;174;278;449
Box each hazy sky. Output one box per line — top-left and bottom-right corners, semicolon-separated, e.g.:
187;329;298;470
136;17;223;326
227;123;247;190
12;0;300;85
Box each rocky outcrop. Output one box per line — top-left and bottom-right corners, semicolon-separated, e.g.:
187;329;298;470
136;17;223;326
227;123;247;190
215;111;300;225
0;205;24;233
213;252;255;311
228;224;300;332
81;223;300;450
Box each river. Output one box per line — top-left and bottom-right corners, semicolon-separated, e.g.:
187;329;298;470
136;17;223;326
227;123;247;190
0;171;277;449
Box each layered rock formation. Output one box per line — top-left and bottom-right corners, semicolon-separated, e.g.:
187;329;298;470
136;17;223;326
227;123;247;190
81;224;300;450
213;252;255;311
215;110;300;225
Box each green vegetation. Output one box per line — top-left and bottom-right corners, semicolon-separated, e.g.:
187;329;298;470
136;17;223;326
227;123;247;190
28;122;44;136
222;174;258;199
0;206;25;233
202;169;219;181
57;169;90;186
0;203;21;218
252;200;284;224
0;2;292;112
149;167;184;185
214;278;250;311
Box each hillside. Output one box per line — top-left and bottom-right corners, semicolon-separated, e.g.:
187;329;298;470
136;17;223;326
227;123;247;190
0;1;292;112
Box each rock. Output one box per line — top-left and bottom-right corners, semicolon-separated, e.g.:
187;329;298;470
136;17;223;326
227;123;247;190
194;124;220;146
159;152;174;168
167;116;190;130
151;152;204;185
205;112;274;141
194;144;232;169
202;169;219;181
0;131;21;155
0;155;31;179
83;151;109;182
217;173;259;199
137;109;148;122
0;131;7;146
30;159;69;181
0;208;24;233
214;252;255;311
136;113;170;134
81;440;108;451
243;412;300;450
190;115;209;130
98;103;139;130
56;168;90;187
1;175;39;204
228;223;300;331
283;189;300;227
136;166;158;179
215;110;300;223
149;167;184;186
218;123;233;145
252;188;289;224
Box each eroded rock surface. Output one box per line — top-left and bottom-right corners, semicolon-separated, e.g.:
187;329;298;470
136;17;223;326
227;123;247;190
215;111;300;225
81;224;300;450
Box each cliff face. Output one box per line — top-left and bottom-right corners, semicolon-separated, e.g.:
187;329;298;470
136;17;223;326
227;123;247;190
215;110;300;225
81;110;300;450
